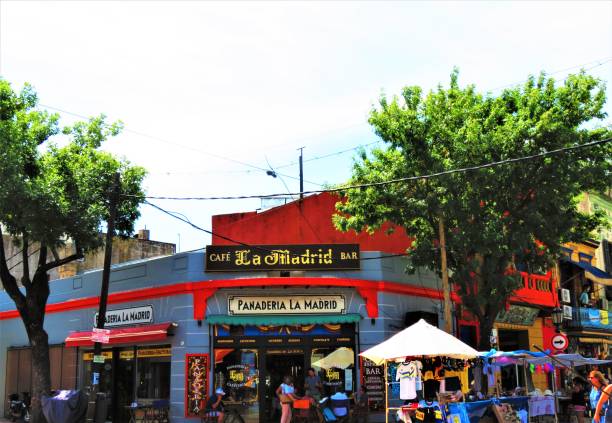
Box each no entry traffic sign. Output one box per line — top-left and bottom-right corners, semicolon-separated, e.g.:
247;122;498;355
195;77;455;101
551;333;569;351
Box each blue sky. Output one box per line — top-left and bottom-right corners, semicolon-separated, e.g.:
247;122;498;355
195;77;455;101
1;1;611;252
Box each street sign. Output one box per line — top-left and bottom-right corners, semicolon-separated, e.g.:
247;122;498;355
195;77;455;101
92;327;111;343
92;333;110;343
93;355;106;364
551;333;569;351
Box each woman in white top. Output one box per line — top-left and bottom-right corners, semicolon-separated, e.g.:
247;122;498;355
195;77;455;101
276;375;300;423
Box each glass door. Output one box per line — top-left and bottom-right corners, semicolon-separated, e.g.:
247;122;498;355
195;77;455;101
262;349;304;423
81;348;135;421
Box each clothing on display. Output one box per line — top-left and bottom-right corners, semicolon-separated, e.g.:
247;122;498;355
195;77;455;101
396;361;423;400
444;376;461;392
415;400;444;423
423;379;440;400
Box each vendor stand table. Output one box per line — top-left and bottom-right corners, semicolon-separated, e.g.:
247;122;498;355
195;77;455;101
447;397;529;423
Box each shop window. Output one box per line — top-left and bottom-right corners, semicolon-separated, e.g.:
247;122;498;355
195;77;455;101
137;346;170;399
214;348;259;423
79;345;170;422
214;349;259;402
311;347;355;397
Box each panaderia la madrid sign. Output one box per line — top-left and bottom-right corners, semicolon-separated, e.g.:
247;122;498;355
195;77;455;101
228;295;346;315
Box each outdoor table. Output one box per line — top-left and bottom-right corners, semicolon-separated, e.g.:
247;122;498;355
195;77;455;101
528;396;555;417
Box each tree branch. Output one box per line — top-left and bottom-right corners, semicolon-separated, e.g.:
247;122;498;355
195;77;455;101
0;226;26;307
42;252;83;273
50;246;60;262
37;244;48;269
21;233;32;290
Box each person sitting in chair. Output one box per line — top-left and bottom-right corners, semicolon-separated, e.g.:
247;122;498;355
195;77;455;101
205;388;225;423
330;390;350;418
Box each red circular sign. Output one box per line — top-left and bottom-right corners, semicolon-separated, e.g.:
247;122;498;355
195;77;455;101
551;333;569;351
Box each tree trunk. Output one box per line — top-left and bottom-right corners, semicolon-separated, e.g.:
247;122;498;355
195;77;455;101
478;316;494;351
21;271;51;423
28;326;51;423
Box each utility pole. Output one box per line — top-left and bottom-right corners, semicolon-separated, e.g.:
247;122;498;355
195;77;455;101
298;147;304;200
438;217;453;334
87;172;120;422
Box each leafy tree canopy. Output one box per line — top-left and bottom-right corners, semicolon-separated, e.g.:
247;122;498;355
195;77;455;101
334;69;611;347
0;79;146;260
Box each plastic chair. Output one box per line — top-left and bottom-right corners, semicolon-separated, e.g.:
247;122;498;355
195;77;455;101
292;399;313;422
330;398;350;422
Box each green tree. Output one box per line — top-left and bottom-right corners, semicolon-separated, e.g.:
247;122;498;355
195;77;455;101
334;70;611;350
0;80;146;422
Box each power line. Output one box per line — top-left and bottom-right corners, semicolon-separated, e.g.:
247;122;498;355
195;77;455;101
274;139;382;170
125;137;612;201
38;103;324;187
487;56;612;92
145;200;425;264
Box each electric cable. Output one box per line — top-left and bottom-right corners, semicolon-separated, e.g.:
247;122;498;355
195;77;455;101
125;137;612;201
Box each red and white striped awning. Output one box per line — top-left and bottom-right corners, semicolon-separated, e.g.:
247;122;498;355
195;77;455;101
65;322;176;347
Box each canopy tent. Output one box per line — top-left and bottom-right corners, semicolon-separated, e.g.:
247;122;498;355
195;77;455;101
479;350;549;366
479;350;612;367
360;319;479;365
525;353;612;367
311;347;355;369
360;319;479;423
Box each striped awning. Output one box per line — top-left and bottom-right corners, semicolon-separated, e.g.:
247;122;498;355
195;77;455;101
65;322;176;347
563;257;612;286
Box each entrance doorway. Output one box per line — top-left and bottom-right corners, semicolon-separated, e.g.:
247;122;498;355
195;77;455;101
262;349;304;422
498;329;529;391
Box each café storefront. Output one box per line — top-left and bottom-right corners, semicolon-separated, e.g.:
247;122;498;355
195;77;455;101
65;305;175;422
204;245;362;423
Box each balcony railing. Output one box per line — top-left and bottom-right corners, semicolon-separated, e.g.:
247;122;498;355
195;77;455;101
566;307;612;331
511;271;556;307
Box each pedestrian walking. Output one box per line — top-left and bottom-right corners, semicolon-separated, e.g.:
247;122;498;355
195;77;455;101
276;375;300;423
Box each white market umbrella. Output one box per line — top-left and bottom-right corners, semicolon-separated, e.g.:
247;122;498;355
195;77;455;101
312;347;355;369
360;319;479;365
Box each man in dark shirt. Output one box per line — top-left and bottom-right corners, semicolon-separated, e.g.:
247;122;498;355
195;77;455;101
304;368;323;401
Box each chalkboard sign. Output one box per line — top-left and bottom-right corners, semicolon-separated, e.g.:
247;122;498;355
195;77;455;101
360;356;384;409
185;354;209;417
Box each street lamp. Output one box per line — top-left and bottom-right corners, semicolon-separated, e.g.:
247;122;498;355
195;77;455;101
552;307;564;332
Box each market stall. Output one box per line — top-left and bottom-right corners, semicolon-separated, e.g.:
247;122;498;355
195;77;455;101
479;350;612;423
360;319;480;423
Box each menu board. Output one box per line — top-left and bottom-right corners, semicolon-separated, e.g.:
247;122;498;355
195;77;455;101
185;354;209;417
360;356;384;409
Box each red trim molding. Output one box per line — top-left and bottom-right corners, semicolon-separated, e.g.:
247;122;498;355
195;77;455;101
193;288;218;320
0;277;456;321
356;287;379;318
0;274;554;322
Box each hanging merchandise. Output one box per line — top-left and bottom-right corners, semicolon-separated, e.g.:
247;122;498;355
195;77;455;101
415;400;444;423
396;360;423;400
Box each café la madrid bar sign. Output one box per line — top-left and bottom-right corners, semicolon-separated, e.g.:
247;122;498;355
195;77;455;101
205;244;360;272
228;295;346;315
